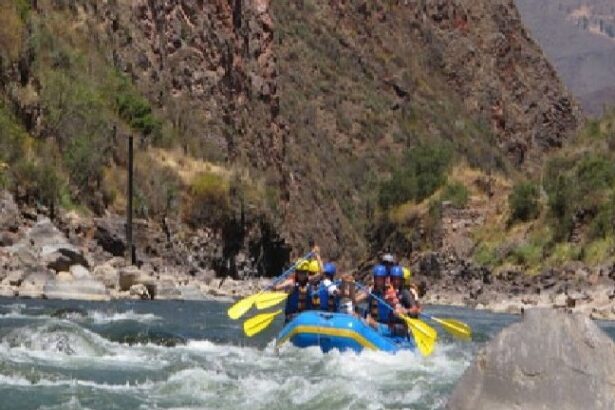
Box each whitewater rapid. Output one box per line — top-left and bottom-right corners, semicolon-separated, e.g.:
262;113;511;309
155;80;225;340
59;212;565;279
0;298;522;410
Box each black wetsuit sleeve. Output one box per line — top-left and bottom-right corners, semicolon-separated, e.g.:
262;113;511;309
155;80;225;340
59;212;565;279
400;289;417;309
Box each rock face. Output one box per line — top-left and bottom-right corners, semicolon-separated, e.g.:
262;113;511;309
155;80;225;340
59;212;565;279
10;218;89;272
0;190;20;232
448;309;615;410
36;0;579;264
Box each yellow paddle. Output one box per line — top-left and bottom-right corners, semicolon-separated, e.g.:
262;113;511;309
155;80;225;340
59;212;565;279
254;292;289;310
228;294;258;320
404;316;438;342
421;314;472;341
227;252;312;320
405;319;436;356
243;310;283;337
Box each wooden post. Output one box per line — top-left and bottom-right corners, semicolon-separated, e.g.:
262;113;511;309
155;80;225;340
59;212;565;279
126;134;134;265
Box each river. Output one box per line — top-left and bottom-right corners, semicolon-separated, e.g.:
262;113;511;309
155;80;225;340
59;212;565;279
1;297;615;410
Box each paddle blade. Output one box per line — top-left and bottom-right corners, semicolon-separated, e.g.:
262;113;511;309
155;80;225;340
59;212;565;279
404;317;437;357
255;292;288;310
405;317;438;341
437;318;472;341
228;294;257;320
243;310;283;337
409;326;436;357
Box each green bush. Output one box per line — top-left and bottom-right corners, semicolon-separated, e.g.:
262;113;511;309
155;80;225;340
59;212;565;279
379;143;452;209
473;243;500;267
116;83;161;136
508;181;541;224
14;0;30;19
184;172;231;227
544;153;615;240
583;237;614;265
11;157;63;211
134;160;181;219
64;134;106;198
0;102;29;164
441;181;469;208
546;243;582;267
509;242;543;267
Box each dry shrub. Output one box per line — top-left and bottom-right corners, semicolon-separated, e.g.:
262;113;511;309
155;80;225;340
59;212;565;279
183;172;231;227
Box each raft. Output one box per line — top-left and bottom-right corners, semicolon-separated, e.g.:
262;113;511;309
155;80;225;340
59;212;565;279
275;311;416;353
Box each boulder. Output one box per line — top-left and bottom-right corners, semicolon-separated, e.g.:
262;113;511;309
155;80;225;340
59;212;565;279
56;271;74;282
155;280;181;300
18;271;51;298
179;284;206;300
11;218;89;271
41;246;88;272
129;283;150;300
92;263;119;289
0;190;20;232
44;278;110;301
2;270;25;286
69;264;91;280
119;266;152;290
0;285;17;297
119;266;156;298
448;309;615;410
94;217;126;257
0;231;17;247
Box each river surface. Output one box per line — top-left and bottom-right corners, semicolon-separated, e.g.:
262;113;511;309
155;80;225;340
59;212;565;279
1;297;615;410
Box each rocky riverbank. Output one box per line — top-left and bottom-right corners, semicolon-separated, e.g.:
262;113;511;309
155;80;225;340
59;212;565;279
2;189;615;320
0;190;273;302
413;251;615;320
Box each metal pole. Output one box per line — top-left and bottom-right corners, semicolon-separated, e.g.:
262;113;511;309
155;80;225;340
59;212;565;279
126;134;134;265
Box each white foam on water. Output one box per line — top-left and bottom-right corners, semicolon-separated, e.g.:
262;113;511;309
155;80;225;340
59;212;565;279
0;373;32;386
127;338;470;410
0;374;153;391
86;310;161;324
37;396;94;410
0;311;50;320
0;298;482;410
0;321;170;371
0;333;472;410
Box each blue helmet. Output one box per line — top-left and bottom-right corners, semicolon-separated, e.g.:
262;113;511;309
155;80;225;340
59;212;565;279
390;265;404;278
323;262;336;276
373;264;387;277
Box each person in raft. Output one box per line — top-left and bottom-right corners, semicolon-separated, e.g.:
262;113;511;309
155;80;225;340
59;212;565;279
385;265;422;337
359;264;391;329
316;262;339;312
274;259;315;323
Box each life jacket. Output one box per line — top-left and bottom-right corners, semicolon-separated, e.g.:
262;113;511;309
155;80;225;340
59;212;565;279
367;291;390;323
387;287;409;331
285;282;313;316
317;283;338;312
384;285;399;307
312;284;321;308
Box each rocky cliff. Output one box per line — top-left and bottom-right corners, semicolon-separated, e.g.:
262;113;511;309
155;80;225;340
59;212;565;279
0;0;581;269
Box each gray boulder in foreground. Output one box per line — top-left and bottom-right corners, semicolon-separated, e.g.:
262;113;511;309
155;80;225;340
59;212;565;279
448;308;615;410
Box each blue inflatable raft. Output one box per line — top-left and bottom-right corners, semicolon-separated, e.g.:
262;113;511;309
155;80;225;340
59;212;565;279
275;311;416;353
